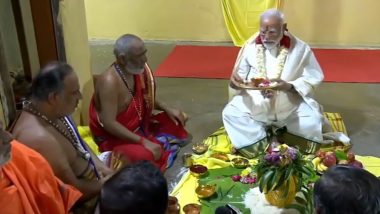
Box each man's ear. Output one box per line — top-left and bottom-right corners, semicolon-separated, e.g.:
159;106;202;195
117;54;127;65
283;23;288;32
47;92;59;105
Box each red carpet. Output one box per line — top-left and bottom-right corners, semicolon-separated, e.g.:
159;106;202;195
154;45;380;83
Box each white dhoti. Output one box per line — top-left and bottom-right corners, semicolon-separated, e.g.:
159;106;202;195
223;99;323;149
222;33;333;151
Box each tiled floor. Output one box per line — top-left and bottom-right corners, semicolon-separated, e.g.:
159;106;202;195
90;41;380;188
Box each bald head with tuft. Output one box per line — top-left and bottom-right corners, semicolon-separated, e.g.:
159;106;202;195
260;9;285;25
113;34;143;58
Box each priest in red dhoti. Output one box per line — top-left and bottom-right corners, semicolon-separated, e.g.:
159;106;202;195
89;34;188;171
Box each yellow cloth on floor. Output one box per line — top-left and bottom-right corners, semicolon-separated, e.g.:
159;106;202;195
170;172;199;212
202;127;233;154
77;126;100;155
323;112;348;135
171;112;380;213
356;156;380;176
192;153;257;169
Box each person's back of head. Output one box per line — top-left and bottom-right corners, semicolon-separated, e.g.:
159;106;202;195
28;61;81;117
99;161;168;214
314;165;380;214
30;61;74;102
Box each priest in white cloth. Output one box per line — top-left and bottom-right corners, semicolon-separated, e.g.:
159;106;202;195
223;9;349;158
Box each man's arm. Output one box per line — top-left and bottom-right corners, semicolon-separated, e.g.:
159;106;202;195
229;45;252;89
87;144;113;177
288;47;324;97
97;75;140;143
155;100;187;126
17;133;102;200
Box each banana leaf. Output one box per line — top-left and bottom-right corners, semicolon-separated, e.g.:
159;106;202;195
198;166;254;214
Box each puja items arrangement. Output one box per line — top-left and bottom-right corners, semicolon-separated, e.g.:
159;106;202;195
192;143;208;155
312;150;363;173
166;196;180;214
183;203;201;214
252;78;278;88
210;152;230;162
239;77;278;89
189;165;208;178
254;144;315;208
195;184;217;199
230;167;257;184
231;157;249;169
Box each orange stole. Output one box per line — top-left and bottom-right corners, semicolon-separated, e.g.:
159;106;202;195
0;140;82;214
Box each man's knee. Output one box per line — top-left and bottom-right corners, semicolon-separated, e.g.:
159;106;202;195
113;145;154;162
308;113;324;127
222;104;241;121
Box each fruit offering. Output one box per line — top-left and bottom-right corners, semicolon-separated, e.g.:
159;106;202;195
251;78;278;88
312;150;363;173
230;167;257;184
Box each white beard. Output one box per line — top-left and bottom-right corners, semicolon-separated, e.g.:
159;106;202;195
263;42;278;50
126;65;144;75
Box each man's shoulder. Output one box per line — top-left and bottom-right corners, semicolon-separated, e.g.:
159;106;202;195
18;129;59;151
13;115;60;151
96;67;120;89
289;34;311;50
239;40;258;56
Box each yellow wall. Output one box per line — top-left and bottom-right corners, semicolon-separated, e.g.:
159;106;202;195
283;0;380;47
60;0;94;125
0;0;23;74
85;0;380;46
84;0;231;42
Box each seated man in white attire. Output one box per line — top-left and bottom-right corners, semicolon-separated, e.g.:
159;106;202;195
223;9;349;158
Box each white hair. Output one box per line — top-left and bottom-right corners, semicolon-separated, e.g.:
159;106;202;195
113;34;141;57
260;9;285;24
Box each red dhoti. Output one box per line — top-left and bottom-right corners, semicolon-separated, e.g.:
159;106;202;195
89;65;188;171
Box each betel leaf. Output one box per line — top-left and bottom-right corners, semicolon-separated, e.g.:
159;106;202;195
286;204;306;214
198;167;252;214
274;168;287;191
284;167;294;182
335;150;347;161
259;170;275;193
282;179;290;197
295;196;307;205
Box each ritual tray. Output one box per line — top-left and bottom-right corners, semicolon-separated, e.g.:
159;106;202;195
238;82;278;90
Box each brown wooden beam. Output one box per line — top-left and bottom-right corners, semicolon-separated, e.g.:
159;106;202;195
0;34;16;127
10;0;32;81
29;0;58;66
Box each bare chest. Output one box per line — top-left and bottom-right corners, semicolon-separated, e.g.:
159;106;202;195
117;77;136;113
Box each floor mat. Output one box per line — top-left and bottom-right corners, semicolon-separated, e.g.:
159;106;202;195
154;45;380;83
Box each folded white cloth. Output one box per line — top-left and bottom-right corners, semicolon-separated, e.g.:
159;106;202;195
98;151;112;166
322;132;350;145
244;187;299;214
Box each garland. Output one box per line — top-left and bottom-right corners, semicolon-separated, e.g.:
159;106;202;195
255;35;290;79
